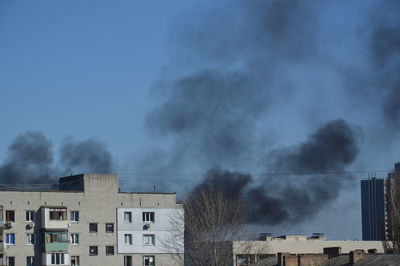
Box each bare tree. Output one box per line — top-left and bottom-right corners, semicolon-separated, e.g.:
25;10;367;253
184;187;248;266
160;208;185;266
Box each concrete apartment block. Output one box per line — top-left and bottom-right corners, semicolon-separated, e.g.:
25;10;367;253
0;173;183;266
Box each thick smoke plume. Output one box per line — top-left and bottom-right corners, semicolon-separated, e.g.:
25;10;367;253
190;119;359;224
60;137;113;174
0;132;114;184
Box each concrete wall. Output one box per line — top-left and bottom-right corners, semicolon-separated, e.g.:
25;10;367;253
117;208;184;254
0;174;183;266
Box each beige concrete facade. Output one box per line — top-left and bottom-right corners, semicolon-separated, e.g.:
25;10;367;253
0;174;183;266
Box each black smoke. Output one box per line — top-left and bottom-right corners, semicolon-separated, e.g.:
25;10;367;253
60;137;113;174
190;120;359;225
0;132;114;184
0;132;54;184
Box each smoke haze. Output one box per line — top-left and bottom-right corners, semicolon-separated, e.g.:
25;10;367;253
0;132;114;184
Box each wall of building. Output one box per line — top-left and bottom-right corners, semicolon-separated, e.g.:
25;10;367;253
117;208;184;254
233;239;386;255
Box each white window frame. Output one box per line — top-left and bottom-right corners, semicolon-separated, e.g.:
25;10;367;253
143;234;155;246
26;233;35;245
5;233;15;245
70;211;79;223
124;234;132;245
6;257;15;266
26;210;35;222
124;212;132;223
142;212;155;222
143;255;155;266
51;253;65;265
26;256;34;266
70;233;79;245
71;256;80;266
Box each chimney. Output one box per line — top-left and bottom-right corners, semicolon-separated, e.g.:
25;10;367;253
323;247;341;258
277;252;290;266
350;250;364;264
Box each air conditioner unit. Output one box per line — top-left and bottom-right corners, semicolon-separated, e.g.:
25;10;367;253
143;223;151;230
5;222;13;229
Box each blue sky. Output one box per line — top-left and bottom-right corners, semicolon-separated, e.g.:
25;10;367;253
0;0;207;161
1;0;399;240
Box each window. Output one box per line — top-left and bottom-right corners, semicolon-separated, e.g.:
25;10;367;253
124;256;132;266
143;212;155;222
89;223;98;233
124;234;132;245
26;233;34;245
70;211;79;222
6;210;15;222
106;246;114;255
26;211;35;222
236;255;255;266
51;253;65;264
143;256;155;266
124;212;132;223
143;234;155;246
106;223;114;233
70;233;79;245
44;231;68;243
89;246;98;256
49;208;67;220
6;257;15;266
71;256;80;266
5;234;15;245
26;256;34;266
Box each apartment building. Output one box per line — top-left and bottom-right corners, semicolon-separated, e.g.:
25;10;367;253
0;173;184;266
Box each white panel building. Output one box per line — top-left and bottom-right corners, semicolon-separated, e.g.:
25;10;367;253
117;208;184;255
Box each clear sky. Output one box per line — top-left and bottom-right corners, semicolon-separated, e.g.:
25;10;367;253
1;0;399;240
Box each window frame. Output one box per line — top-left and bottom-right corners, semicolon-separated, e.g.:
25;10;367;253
142;212;155;223
26;256;34;266
6;257;15;266
143;234;156;246
143;255;155;266
124;211;132;223
89;246;98;256
5;233;15;245
124;234;133;245
71;256;80;266
89;223;98;233
105;223;114;233
49;208;67;221
70;233;79;245
26;233;35;245
51;253;65;265
26;210;35;222
70;211;79;223
106;245;115;256
6;210;15;222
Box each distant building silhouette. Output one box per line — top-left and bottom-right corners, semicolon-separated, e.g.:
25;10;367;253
361;162;400;241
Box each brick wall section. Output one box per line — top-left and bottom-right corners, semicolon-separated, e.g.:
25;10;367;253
284;255;298;266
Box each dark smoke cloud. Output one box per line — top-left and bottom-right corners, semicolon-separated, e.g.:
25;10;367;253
369;17;400;128
60;137;113;174
0;132;114;185
145;0;320;170
190;120;359;225
0;132;54;184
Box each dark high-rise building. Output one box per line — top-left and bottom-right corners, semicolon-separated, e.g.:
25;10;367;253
361;162;400;241
361;178;386;240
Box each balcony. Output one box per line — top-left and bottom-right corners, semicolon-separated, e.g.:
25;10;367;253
43;242;68;252
43;231;68;252
41;207;68;229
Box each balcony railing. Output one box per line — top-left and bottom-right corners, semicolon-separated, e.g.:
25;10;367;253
43;242;68;252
